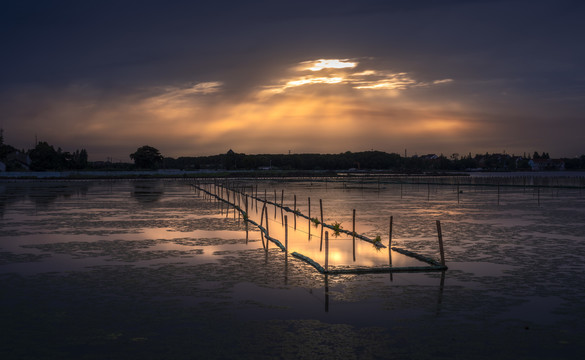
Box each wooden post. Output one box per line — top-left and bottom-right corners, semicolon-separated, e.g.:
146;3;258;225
436;220;445;266
264;189;267;201
352;209;356;234
245;194;249;219
389;216;393;248
352;209;356;262
293;194;297;229
308;197;311;219
325;231;329;272
260;203;266;227
389;216;393;268
319;199;324;225
265;206;270;250
274;189;276;204
281;189;284;207
284;215;288;254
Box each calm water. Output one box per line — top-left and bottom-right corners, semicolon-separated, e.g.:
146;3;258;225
1;178;584;359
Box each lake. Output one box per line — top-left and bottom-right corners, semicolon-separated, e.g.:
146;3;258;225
1;177;584;359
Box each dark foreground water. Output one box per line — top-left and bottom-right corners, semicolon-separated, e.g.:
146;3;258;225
1;179;584;359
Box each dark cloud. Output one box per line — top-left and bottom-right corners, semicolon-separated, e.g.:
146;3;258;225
1;0;584;158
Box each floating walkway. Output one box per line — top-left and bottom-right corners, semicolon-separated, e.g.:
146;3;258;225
192;182;447;275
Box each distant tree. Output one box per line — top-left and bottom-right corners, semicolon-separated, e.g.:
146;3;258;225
67;149;88;169
130;145;164;169
29;141;61;170
223;149;237;170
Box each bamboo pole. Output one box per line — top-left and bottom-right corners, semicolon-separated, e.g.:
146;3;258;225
389;216;393;248
265;206;270;250
281;189;284;207
352;209;356;262
389;218;393;269
293;194;297;229
324;231;329;272
284;215;288;255
320;199;324;225
260;203;266;227
308;197;311;220
436;220;445;266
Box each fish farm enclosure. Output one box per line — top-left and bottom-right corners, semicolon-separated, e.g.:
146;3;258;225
1;175;585;359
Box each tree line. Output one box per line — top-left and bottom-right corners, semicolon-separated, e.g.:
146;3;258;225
0;139;88;171
164;150;585;172
3;136;585;172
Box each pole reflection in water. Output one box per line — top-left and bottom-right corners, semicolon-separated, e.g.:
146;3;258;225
324;274;329;313
436;271;446;316
284;215;288;285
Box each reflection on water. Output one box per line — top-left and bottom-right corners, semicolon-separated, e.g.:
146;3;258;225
1;179;585;358
244;200;425;269
131;180;164;203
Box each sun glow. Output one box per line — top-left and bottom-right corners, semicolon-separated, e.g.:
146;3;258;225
18;57;472;159
261;59;453;97
302;59;357;71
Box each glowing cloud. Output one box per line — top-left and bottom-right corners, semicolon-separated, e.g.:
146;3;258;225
155;82;222;102
3;58;466;160
301;59;357;71
352;72;418;90
261;59;453;97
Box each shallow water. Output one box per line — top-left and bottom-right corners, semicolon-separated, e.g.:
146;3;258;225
1;178;584;359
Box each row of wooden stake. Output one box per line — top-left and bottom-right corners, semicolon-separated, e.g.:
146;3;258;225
195;181;446;268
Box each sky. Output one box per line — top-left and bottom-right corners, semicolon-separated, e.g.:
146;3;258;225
1;0;584;161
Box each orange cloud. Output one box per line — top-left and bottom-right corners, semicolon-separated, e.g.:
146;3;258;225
5;60;476;159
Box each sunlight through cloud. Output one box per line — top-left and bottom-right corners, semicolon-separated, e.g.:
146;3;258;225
301;59;358;71
157;82;223;101
261;59;453;97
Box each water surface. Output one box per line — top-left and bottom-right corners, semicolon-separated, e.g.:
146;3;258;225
1;179;584;359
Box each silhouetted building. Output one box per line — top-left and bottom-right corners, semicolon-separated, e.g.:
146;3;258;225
528;159;565;171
